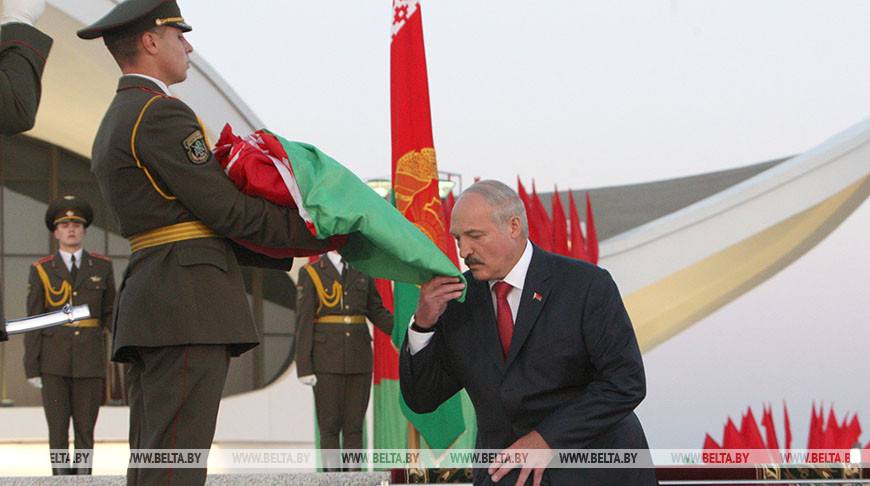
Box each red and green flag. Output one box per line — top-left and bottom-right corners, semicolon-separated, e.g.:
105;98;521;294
374;0;473;452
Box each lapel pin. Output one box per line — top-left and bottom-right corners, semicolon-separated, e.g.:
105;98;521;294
532;292;542;302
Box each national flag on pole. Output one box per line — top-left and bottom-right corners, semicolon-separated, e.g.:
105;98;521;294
383;0;468;451
568;191;589;262
550;187;569;256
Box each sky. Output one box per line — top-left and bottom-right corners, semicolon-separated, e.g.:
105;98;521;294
177;1;870;448
182;0;870;193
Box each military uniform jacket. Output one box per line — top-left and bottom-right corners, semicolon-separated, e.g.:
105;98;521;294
295;258;393;376
24;251;115;378
91;76;328;361
0;22;52;135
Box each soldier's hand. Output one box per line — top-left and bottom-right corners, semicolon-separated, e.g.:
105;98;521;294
27;376;42;389
298;374;317;387
414;276;464;329
0;0;46;26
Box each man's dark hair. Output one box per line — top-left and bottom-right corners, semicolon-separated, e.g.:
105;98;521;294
103;27;157;67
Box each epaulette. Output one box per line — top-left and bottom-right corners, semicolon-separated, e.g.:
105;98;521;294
117;86;171;98
33;255;53;266
89;252;111;262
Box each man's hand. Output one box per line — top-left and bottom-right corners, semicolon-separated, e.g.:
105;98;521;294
298;374;317;387
0;0;46;26
27;377;42;389
413;276;464;328
488;430;553;486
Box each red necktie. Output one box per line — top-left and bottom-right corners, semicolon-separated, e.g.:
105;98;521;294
493;281;514;358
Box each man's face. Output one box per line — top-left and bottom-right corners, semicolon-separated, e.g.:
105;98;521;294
53;222;85;249
450;193;524;281
152;26;192;85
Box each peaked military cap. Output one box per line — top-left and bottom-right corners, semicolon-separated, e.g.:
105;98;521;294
76;0;192;40
45;195;94;230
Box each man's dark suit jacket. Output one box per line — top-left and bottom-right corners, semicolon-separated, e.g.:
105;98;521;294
400;246;657;485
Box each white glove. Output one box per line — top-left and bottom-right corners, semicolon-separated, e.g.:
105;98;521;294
298;374;317;387
0;0;46;26
27;377;42;389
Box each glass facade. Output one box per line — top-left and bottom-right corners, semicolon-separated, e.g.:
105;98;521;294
0;135;298;406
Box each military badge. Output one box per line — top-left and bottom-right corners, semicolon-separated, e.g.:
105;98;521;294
182;130;210;164
90;276;102;283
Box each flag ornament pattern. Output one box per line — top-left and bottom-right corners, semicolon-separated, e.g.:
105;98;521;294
394;147;445;245
391;0;419;38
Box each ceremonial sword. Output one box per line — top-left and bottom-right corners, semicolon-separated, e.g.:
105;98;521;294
1;303;92;339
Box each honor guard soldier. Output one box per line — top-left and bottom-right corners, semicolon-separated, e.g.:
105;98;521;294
24;196;115;475
1;0;52;341
78;1;329;484
295;251;393;471
0;0;52;135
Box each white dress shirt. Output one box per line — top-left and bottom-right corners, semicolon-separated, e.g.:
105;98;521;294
325;250;344;274
58;249;83;274
126;73;172;95
407;240;532;355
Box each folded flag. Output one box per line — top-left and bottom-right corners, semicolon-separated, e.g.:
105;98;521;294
214;125;464;290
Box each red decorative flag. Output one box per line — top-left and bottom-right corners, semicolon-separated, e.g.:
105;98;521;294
550;187;569;256
843;415;862;448
703;434;721;450
740;408;767;450
517;177;542;247
783;402;793;451
723;418;741;448
385;0;466;451
568;191;589;262
530;182;553;251
808;403;822;449
761;404;780;450
585;192;599;264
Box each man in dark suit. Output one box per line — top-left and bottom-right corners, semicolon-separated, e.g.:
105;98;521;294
24;196;115;475
77;1;329;484
295;251;393;470
0;0;52;135
400;180;657;486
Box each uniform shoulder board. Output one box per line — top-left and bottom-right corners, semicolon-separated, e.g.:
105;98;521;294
89;252;111;261
33;255;53;266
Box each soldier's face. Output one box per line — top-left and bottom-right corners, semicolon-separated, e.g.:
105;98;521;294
451;193;525;282
154;26;193;85
54;222;85;250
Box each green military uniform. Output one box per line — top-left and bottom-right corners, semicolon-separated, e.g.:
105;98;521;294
78;1;328;484
0;21;53;341
0;21;52;135
23;196;115;475
295;256;393;470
